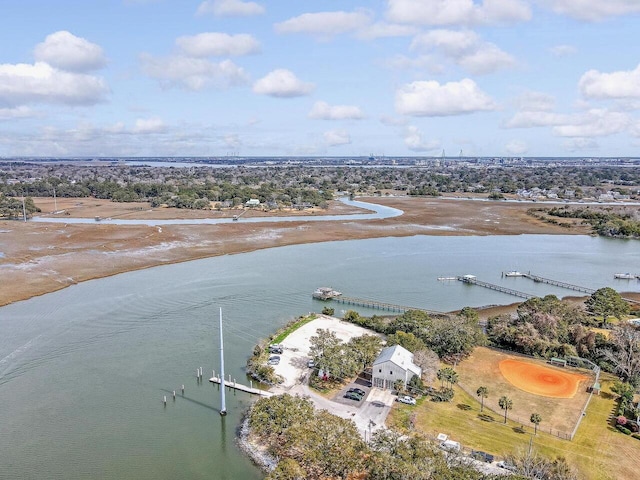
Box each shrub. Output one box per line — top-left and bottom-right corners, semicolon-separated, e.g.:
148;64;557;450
631;433;640;441
626;420;639;433
615;425;632;435
431;388;454;402
616;415;627;425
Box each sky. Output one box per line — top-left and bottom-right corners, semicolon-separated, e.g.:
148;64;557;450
0;0;639;158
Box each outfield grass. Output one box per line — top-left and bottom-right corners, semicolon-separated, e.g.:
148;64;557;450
389;374;638;480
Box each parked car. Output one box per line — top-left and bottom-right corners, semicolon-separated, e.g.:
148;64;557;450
344;391;362;401
471;450;494;463
439;440;461;453
269;344;283;354
397;395;416;405
307;359;315;368
496;461;516;471
267;356;280;365
349;388;366;397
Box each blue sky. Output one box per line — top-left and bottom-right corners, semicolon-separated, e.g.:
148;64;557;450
1;0;639;157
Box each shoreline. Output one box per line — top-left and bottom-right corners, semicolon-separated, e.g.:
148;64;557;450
0;195;626;308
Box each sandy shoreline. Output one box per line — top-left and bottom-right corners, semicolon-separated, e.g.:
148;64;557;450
0;195;604;307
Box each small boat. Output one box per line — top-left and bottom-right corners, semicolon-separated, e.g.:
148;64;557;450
504;271;524;277
614;273;637;280
437;277;457;281
312;287;342;300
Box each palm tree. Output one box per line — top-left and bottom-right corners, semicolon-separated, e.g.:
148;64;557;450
530;413;542;435
498;396;513;424
476;386;488;412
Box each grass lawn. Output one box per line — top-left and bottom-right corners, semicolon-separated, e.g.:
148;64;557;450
389;373;639;480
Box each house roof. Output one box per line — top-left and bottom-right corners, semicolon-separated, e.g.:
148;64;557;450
373;344;422;376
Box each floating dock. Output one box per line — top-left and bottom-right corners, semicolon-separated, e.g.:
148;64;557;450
209;376;272;397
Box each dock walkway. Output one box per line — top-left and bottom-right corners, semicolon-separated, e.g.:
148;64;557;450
456;276;534;299
327;294;447;317
521;273;595;294
209;376;272;397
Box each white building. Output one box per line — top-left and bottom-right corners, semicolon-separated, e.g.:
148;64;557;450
245;198;260;207
372;344;422;390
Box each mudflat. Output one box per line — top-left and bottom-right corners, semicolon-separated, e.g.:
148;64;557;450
0;196;590;307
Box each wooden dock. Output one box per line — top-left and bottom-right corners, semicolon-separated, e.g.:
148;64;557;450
209;376;272;397
327;294;447;317
521;273;595;294
457;276;534;299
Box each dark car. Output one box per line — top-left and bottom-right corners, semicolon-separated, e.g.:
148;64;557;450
267;356;280;365
344;391;362;401
471;450;495;463
349;388;366;397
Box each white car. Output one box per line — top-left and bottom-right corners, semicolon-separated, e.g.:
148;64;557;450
397;395;416;405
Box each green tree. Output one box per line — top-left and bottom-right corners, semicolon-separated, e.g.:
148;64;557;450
386;331;427;353
585;287;630;325
476;386;488;412
437;367;459;390
499;395;513;424
347;334;383;371
321;306;335;316
530;413;542;435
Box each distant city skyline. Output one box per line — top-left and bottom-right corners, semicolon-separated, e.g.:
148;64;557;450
1;0;639;157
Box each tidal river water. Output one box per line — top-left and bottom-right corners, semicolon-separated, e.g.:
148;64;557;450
0;234;638;480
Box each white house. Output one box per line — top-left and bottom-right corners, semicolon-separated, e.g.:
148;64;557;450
245;198;260;207
372;344;422;390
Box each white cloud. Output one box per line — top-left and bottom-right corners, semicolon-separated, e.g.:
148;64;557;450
514;91;556;112
323;129;351;146
579;64;640;100
356;22;418;40
140;54;248;90
176;33;260;57
33;31;106;72
404;125;440;151
563;137;599;151
395;78;496;116
538;0;640;21
0;62;108;106
224;133;241;149
552;109;631;137
196;0;265;17
505;111;569;128
410;29;515;74
505;139;528;155
386;0;531;26
382;54;444;74
308;101;365;120
275;10;371;38
0;106;36;120
380;115;408;126
133;117;166;134
549;44;577;57
252;69;314;98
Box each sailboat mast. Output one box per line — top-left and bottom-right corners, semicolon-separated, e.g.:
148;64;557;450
219;307;227;416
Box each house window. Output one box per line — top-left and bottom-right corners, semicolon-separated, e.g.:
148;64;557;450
389;371;393;376
379;369;382;373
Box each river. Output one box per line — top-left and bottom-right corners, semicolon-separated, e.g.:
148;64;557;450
0;234;637;479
